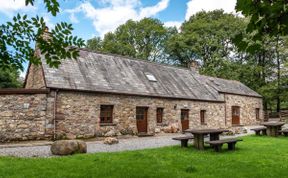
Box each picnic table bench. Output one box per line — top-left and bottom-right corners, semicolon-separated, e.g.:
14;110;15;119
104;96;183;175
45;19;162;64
262;122;285;137
206;138;243;152
251;127;267;136
279;129;288;136
172;136;194;147
184;129;229;150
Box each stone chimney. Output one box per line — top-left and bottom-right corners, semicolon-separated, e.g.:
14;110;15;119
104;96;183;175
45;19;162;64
188;61;199;73
42;26;52;41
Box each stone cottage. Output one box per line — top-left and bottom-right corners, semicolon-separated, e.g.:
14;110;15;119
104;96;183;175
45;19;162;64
0;48;263;142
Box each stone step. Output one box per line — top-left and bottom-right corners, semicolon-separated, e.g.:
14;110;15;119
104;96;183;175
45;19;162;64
137;133;154;137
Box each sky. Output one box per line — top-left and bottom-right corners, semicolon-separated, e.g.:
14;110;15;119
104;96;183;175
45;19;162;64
0;0;237;77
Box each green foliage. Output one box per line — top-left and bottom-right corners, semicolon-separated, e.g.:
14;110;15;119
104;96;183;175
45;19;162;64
0;68;22;88
236;0;288;38
2;136;288;177
87;18;172;62
235;0;288;52
0;0;85;71
25;0;60;16
166;10;246;70
87;37;102;52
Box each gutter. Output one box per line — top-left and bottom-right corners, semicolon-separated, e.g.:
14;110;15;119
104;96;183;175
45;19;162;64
53;89;59;141
224;93;227;126
218;91;262;99
47;87;225;103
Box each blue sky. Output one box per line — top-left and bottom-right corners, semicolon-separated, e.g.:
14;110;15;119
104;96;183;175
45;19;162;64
0;0;236;76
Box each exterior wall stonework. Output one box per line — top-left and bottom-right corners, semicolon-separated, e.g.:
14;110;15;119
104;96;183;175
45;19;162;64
225;94;263;127
0;94;52;142
0;91;263;142
55;91;227;139
25;64;46;89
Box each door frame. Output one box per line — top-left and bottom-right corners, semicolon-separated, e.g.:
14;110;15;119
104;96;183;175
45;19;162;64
136;106;148;133
231;106;240;125
180;109;190;131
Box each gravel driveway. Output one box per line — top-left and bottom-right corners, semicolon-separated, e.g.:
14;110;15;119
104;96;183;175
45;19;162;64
0;126;260;158
0;134;183;158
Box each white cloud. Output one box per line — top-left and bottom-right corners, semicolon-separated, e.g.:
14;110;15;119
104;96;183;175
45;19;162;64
185;0;236;20
66;0;170;37
69;13;79;23
139;0;169;18
164;21;182;30
98;0;140;7
0;0;35;16
43;14;55;29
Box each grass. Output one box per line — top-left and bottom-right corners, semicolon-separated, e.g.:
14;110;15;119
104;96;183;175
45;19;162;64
1;136;288;178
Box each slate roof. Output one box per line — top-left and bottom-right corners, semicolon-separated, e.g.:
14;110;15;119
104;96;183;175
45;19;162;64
41;49;261;101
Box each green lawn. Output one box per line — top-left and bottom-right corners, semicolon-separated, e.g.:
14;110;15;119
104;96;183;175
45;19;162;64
1;136;288;178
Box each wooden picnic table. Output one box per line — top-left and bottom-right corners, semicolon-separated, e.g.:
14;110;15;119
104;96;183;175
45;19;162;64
262;122;285;137
184;129;229;150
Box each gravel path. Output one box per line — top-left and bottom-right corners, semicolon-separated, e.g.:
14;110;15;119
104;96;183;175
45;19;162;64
0;125;263;158
0;134;183;158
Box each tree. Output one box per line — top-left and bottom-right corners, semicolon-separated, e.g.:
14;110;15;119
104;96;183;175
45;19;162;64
0;68;22;88
87;18;171;63
166;10;246;75
234;0;288;110
0;0;85;71
236;0;288;39
235;0;288;54
87;37;102;52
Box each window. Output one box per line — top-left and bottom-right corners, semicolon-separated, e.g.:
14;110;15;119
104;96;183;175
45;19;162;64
100;105;113;123
145;73;157;82
256;108;260;121
136;107;146;120
200;110;206;125
156;108;164;123
181;109;189;120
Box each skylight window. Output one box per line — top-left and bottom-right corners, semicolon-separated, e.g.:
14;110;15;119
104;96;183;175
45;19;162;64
145;73;157;82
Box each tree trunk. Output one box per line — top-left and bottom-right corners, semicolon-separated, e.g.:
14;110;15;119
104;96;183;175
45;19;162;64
275;36;281;112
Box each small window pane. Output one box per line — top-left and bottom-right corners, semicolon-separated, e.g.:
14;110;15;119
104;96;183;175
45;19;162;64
100;105;113;123
145;73;157;82
200;110;206;125
181;109;189;120
256;108;260;120
156;108;163;123
136;107;147;120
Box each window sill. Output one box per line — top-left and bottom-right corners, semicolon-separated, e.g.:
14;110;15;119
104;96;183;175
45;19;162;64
201;123;207;126
156;123;163;126
100;123;116;126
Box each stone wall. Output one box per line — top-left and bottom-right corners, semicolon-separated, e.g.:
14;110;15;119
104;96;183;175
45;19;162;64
0;94;52;142
25;64;46;89
55;91;227;139
0;90;263;142
225;94;263;126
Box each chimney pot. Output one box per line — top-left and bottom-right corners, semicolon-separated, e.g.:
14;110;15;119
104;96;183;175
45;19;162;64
188;61;199;73
44;26;49;32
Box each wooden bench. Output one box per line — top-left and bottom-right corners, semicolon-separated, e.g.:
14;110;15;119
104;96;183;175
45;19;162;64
251;127;267;136
279;129;288;136
206;138;243;152
172;136;194;147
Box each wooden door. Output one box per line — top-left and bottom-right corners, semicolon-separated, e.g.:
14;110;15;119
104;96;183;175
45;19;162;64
136;107;148;133
181;109;189;131
232;106;240;125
